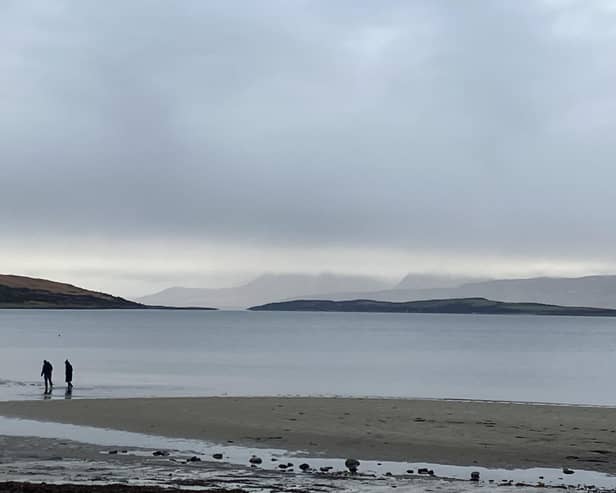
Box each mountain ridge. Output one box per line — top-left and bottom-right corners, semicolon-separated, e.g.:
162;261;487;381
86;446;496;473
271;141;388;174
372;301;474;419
137;273;391;309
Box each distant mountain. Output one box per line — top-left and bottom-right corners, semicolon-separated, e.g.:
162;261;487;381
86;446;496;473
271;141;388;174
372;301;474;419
137;273;391;309
0;274;143;309
395;273;478;290
443;276;616;308
296;275;616;309
250;297;616;317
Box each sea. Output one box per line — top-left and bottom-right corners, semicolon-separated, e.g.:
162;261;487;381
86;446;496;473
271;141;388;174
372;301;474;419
1;309;615;405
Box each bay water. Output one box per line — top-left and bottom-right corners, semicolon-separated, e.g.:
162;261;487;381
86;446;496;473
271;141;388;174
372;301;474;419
0;309;615;405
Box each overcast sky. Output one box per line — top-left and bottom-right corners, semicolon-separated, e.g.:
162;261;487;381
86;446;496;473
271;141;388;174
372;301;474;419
2;0;616;297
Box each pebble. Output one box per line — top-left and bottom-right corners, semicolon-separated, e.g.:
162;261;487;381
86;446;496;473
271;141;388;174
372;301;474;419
345;458;360;473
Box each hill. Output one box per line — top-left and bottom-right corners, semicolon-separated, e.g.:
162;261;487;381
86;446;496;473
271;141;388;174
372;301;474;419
249;297;616;317
297;275;616;309
137;273;391;309
0;274;173;309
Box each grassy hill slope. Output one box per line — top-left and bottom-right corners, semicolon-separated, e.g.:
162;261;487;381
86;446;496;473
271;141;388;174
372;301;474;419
0;274;143;309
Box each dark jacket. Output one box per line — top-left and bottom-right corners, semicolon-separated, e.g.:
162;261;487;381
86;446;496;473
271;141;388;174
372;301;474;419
41;361;53;377
65;361;73;382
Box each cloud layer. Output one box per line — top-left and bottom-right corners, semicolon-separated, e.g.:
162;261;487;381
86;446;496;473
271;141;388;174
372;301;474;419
2;1;616;295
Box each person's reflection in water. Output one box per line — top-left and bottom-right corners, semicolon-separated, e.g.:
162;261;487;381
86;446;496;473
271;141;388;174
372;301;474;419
64;388;72;400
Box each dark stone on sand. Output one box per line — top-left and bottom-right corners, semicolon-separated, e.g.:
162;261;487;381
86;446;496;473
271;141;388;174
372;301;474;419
320;466;333;472
470;471;480;481
418;468;429;475
120;450;128;454
249;456;262;465
406;469;414;474
108;450;118;455
299;463;310;471
278;464;288;469
345;458;360;473
271;458;278;461
188;456;201;462
562;467;574;474
385;472;393;476
152;450;169;457
212;453;223;460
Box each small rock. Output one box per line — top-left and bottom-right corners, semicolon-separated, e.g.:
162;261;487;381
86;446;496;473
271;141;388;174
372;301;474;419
471;471;480;481
385;472;393;476
189;456;202;462
271;458;278;461
418;468;430;475
406;469;414;474
152;450;170;457
345;458;360;473
212;453;223;460
562;467;574;475
120;450;128;454
249;456;262;465
278;464;288;469
299;463;310;471
108;450;118;455
320;466;333;472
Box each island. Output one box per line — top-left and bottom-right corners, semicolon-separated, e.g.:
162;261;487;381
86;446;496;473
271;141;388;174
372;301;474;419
0;274;216;310
249;297;616;317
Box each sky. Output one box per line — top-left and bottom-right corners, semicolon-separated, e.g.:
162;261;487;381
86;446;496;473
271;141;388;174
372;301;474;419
2;0;616;298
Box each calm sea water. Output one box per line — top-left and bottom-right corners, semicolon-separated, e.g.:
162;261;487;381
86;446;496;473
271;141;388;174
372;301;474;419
0;309;615;405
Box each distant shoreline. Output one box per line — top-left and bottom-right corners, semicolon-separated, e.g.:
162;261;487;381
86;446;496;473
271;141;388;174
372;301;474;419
0;305;217;310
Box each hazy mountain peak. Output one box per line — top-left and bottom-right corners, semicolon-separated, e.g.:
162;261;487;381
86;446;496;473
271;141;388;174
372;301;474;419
137;272;392;309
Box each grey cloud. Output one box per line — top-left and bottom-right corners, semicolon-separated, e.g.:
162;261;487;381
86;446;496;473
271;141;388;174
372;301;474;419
2;1;616;262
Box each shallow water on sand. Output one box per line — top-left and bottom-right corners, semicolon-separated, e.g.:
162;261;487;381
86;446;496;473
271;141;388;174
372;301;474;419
1;416;615;490
1;309;616;404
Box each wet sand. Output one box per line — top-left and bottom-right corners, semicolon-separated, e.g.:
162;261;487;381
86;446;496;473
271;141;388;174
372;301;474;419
1;397;615;473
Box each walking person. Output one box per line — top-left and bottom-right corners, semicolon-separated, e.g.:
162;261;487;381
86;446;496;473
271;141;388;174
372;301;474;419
41;360;53;394
65;359;73;392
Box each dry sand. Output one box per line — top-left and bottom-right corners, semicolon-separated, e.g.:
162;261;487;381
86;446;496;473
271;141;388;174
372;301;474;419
1;397;615;473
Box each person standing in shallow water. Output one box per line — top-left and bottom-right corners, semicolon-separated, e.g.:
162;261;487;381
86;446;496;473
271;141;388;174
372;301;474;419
65;359;73;391
41;360;53;394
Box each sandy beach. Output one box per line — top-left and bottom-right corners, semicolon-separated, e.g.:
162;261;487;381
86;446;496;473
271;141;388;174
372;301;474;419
1;397;615;473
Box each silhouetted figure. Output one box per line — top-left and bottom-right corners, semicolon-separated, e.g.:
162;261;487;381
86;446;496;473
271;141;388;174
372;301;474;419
41;360;53;394
65;359;73;391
